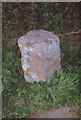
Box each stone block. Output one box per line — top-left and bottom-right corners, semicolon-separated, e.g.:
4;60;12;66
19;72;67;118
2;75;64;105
18;29;61;83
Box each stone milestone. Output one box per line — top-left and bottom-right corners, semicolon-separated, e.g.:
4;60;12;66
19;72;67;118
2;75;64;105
18;29;61;83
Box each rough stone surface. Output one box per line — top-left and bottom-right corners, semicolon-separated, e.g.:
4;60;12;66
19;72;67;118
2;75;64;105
18;29;61;83
29;105;79;118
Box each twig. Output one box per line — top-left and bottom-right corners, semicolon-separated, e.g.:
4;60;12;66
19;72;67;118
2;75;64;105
57;29;81;37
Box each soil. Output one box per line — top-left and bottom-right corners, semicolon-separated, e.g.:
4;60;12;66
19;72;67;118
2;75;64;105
29;105;79;118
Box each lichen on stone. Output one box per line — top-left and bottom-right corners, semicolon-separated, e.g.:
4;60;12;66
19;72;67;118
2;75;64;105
18;29;61;83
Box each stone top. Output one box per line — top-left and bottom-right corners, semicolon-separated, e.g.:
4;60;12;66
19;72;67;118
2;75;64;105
18;29;60;46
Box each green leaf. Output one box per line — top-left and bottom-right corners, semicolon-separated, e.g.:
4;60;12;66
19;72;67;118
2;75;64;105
65;6;68;10
49;20;52;24
46;12;48;17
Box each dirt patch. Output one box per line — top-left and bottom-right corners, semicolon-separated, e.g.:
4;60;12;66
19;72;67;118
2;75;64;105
29;105;79;118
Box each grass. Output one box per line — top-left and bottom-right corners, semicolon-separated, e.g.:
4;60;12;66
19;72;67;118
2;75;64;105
2;44;80;118
2;59;80;117
2;33;80;118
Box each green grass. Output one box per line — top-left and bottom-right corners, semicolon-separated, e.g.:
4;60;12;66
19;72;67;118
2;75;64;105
2;57;80;117
2;45;80;118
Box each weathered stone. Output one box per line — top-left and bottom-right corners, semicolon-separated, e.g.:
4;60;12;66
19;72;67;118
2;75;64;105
18;29;61;83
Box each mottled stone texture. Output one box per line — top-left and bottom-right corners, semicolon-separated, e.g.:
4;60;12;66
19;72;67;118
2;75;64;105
18;29;61;83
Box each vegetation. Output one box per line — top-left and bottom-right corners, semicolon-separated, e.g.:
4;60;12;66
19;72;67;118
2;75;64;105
2;2;80;118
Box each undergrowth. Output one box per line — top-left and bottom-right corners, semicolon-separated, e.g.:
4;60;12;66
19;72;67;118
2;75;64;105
2;2;80;118
2;56;80;117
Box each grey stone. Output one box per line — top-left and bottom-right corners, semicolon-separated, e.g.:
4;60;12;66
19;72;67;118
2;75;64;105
29;105;78;118
18;29;61;83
